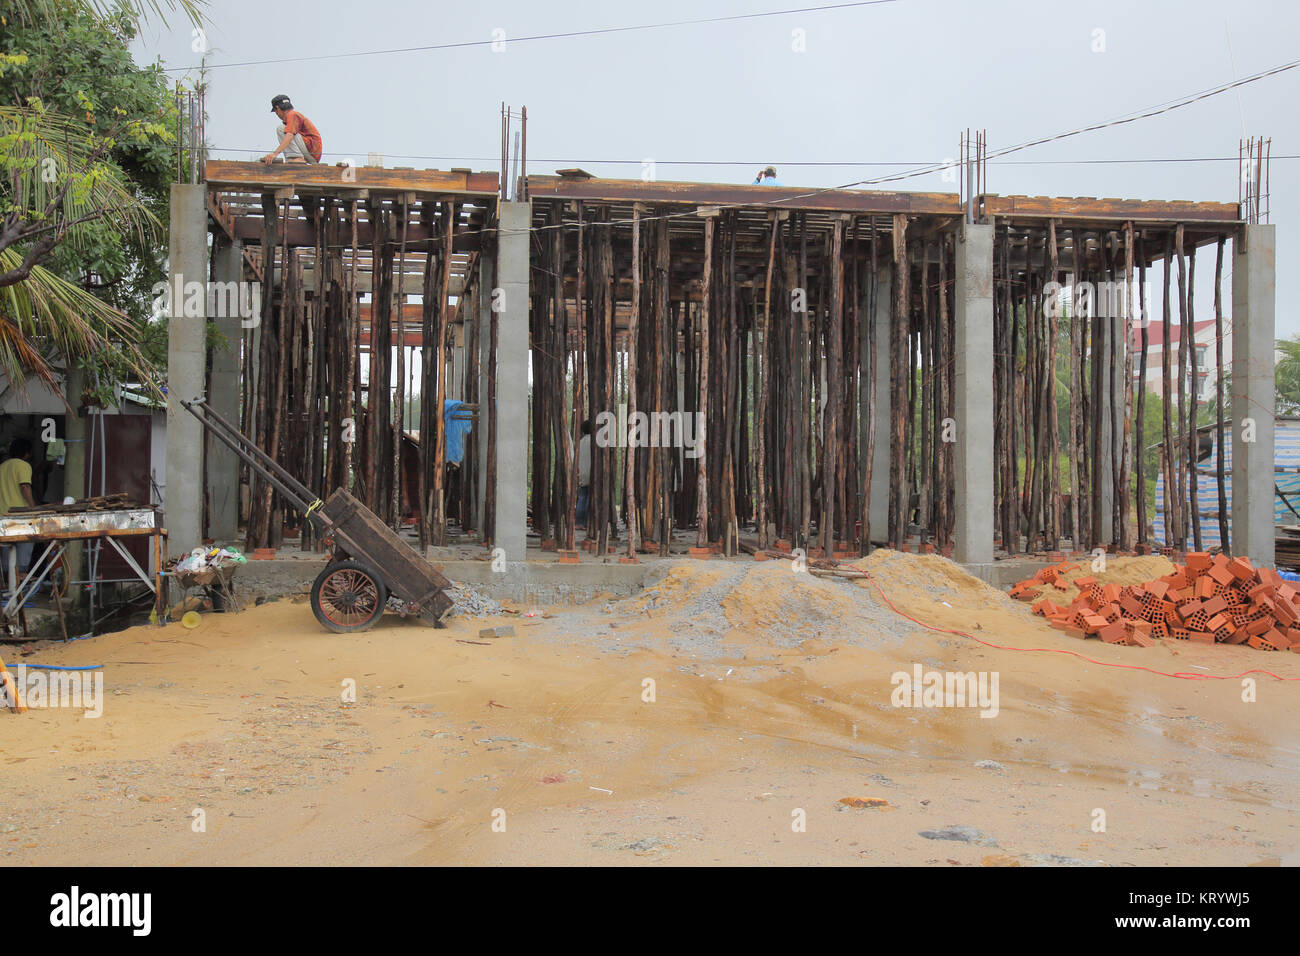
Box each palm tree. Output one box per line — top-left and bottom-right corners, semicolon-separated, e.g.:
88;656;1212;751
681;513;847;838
1275;336;1300;415
0;0;204;400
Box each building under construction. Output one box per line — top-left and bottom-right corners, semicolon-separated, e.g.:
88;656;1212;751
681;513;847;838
165;135;1278;573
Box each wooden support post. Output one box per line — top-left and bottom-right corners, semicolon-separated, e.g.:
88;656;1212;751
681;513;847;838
1119;222;1135;551
822;217;844;554
433;200;457;546
1136;235;1149;545
889;213;908;549
392;194;409;533
1164;231;1185;548
624;206;642;557
1213;237;1229;553
696;215;714;548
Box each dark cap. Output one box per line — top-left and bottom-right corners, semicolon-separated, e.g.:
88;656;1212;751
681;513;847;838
270;94;292;112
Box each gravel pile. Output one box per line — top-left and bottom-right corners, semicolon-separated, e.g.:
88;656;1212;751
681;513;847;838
444;582;505;618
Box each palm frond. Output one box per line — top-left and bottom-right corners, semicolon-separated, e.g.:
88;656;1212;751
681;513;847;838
3;0;206;29
0;246;160;404
0;106;162;256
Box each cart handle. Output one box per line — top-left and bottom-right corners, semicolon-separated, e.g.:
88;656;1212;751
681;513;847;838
182;398;318;517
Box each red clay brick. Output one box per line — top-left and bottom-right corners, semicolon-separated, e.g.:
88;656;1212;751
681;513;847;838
1227;557;1255;581
1099;622;1128;644
1201;594;1228;616
1208;564;1235;586
1128;631;1157;647
1246;616;1273;636
1249;582;1276;601
1189;632;1216;644
1082;614;1108;634
1276;600;1298;626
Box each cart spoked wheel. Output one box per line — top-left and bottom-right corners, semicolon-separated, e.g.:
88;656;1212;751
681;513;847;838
310;559;388;633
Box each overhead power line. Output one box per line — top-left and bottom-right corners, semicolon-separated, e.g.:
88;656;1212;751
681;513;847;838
202;147;1300;168
163;0;901;73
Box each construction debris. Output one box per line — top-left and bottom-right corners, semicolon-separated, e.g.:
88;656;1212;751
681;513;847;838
1012;553;1300;651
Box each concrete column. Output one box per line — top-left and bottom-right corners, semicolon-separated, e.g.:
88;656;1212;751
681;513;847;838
475;256;494;538
165;184;208;551
869;264;892;539
207;237;243;543
493;202;530;561
954;222;994;565
1231;224;1276;566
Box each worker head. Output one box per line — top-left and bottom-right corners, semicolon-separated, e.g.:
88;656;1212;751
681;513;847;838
8;437;31;461
763;166;777;180
270;93;293;120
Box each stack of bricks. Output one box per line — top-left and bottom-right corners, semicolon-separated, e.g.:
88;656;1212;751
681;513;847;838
1009;554;1300;652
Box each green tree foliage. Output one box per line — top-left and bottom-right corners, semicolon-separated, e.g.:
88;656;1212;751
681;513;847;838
1275;335;1300;415
0;0;204;401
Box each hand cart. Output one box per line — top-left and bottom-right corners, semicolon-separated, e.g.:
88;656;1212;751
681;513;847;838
183;398;454;633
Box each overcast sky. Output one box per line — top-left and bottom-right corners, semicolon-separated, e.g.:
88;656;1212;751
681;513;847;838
133;0;1298;334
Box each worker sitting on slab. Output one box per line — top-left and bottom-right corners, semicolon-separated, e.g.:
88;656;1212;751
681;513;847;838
0;437;36;588
753;166;784;186
262;94;322;166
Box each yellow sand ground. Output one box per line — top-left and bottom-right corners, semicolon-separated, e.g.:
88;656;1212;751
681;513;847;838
2;553;1297;866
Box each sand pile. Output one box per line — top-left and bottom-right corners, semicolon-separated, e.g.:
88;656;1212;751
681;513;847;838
622;559;920;649
846;549;1013;612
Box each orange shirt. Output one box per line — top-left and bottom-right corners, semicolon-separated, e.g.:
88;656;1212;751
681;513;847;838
284;109;322;161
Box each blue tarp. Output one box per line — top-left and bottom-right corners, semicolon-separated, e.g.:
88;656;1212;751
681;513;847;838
444;399;472;465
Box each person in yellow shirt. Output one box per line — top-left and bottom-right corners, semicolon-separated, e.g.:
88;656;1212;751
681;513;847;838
0;438;37;582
